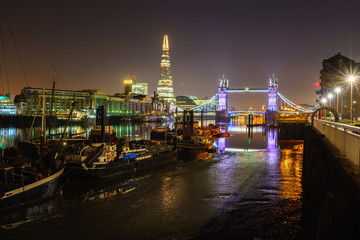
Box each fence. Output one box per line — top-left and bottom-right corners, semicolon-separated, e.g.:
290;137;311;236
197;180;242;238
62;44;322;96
313;119;360;166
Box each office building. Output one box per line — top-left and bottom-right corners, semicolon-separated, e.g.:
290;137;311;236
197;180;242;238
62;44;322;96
132;83;148;96
124;76;135;95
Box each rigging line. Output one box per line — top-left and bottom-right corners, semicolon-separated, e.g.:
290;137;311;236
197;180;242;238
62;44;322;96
0;12;9;94
12;0;55;70
1;0;29;87
0;64;3;95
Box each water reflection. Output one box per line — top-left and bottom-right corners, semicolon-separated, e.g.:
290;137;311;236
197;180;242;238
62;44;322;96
217;122;278;152
0;196;61;229
0;121;303;238
279;142;303;200
1;123;163;149
0;128;23;149
217;123;228;153
267;128;277;151
217;121;301;201
160;176;185;214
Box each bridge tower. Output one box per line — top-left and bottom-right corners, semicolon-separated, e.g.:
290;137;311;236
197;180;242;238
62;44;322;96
268;73;278;111
218;75;229;111
266;74;279;125
216;75;229;121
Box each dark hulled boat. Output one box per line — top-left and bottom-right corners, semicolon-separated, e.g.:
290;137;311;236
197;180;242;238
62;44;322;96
0;167;64;214
0;144;65;214
67;140;178;179
67;105;178;179
1;91;75;214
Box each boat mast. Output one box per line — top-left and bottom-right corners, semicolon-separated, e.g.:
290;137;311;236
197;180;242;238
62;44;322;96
48;69;56;138
55;99;77;159
41;88;46;143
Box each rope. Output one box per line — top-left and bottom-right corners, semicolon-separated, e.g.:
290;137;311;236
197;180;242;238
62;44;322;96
1;0;29;87
12;0;56;88
0;12;9;94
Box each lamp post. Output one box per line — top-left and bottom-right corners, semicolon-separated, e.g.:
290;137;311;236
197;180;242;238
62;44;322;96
334;87;341;116
321;98;327;119
327;93;334;121
321;98;327;105
327;93;333;108
348;76;355;123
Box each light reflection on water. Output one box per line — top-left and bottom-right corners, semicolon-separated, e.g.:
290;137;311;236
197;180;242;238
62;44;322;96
1;120;303;239
0;128;22;149
278;142;303;200
0;123;161;149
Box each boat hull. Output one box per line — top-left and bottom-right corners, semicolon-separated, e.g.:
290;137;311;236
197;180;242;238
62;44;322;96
134;148;178;173
70;148;178;179
177;143;214;161
0;168;64;214
70;161;134;179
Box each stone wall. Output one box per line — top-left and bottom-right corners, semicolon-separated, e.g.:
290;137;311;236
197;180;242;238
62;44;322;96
303;125;360;239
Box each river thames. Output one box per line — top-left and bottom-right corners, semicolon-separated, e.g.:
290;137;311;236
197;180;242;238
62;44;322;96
0;120;303;239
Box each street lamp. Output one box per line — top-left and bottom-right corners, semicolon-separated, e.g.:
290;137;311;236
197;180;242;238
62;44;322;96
348;75;356;123
327;93;333;108
321;98;327;119
334;87;341;115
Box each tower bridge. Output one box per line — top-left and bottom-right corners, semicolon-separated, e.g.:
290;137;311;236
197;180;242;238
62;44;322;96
173;74;312;118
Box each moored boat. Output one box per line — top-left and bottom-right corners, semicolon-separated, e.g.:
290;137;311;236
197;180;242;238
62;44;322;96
0;145;65;214
67;140;177;179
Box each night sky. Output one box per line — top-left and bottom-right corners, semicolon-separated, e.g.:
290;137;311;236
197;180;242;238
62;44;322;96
1;0;360;109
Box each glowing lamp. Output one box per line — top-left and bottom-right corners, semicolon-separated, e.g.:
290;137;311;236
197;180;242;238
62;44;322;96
348;75;356;82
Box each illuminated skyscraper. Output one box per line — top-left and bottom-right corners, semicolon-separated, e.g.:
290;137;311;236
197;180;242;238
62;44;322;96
157;35;175;102
124;76;135;95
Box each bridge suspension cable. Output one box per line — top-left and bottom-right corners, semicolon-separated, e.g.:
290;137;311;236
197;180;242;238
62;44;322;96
173;92;312;113
190;93;219;111
277;92;311;112
171;93;218;112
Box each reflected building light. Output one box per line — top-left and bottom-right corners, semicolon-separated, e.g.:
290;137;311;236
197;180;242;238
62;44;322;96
225;148;268;152
267;129;278;151
266;129;279;166
229;125;264;133
217;137;226;153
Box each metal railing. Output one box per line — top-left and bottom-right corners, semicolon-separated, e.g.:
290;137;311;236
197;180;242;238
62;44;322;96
313;119;360;166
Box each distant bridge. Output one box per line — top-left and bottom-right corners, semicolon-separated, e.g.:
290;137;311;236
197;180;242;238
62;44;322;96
173;74;313;116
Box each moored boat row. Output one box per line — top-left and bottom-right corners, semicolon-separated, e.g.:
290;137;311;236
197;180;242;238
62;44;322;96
0;106;230;222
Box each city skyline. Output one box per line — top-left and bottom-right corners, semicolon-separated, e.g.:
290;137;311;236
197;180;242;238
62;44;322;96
1;1;360;109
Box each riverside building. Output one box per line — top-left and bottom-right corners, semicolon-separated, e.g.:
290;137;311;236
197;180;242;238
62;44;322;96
317;53;360;119
18;87;169;117
132;83;148;96
0;94;17;115
124;76;135;95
